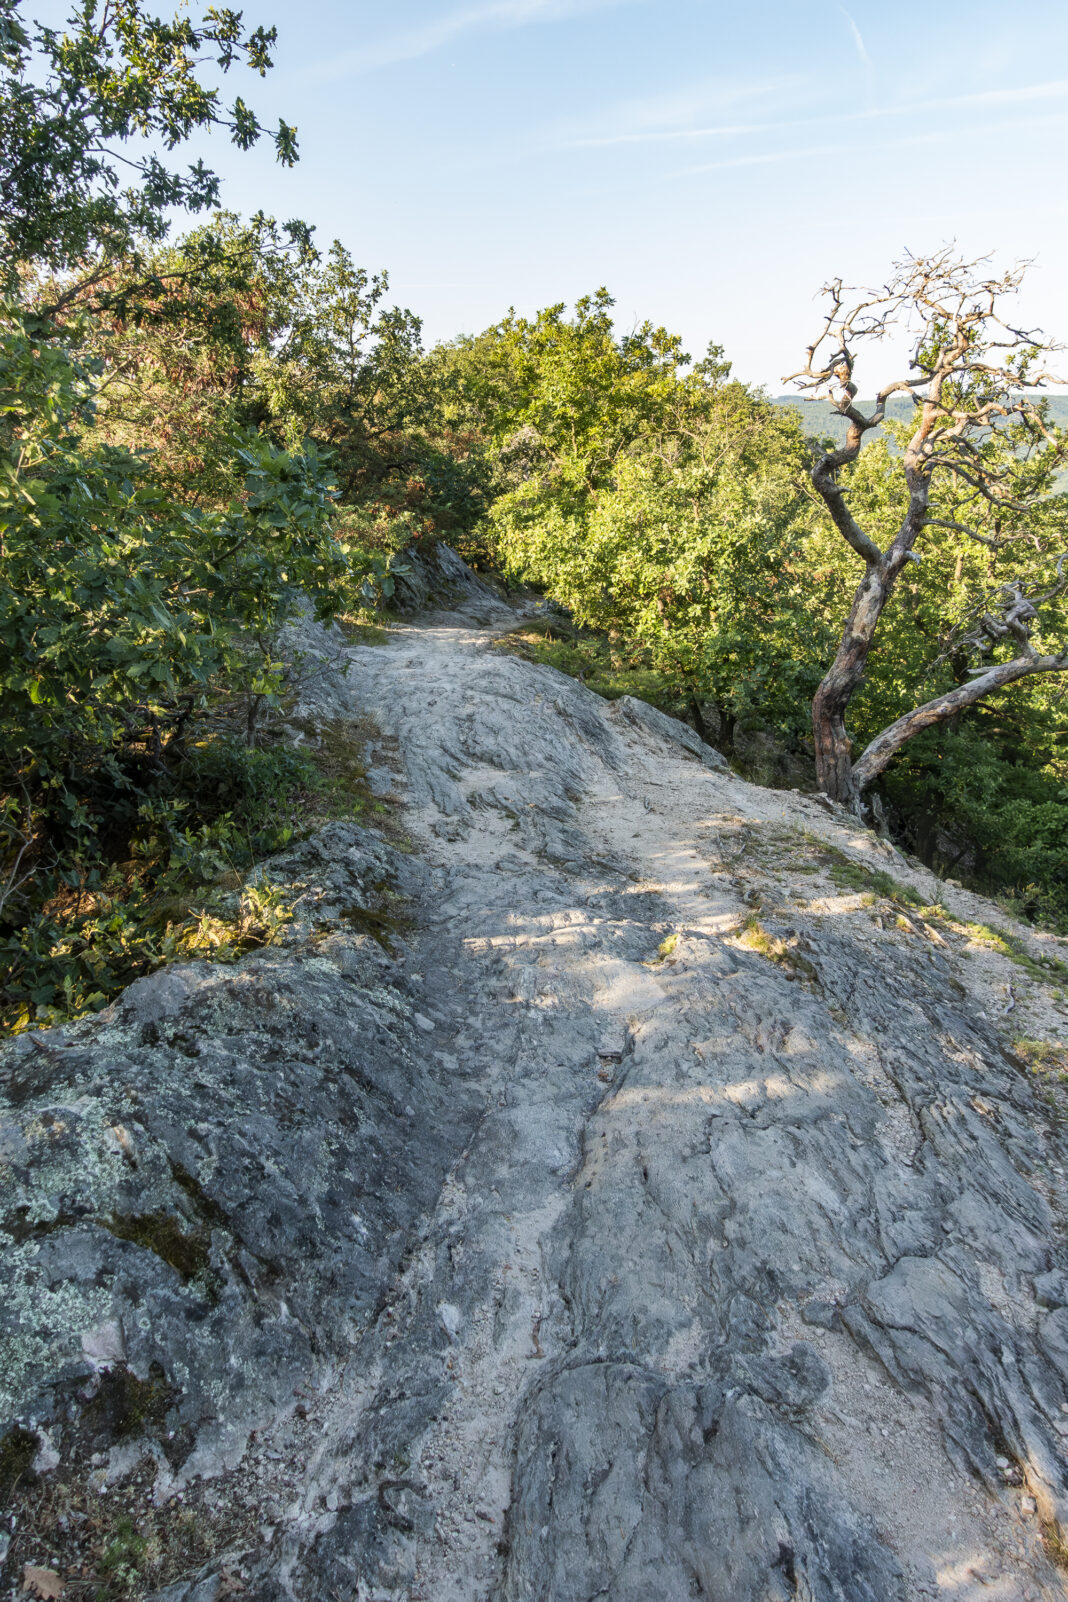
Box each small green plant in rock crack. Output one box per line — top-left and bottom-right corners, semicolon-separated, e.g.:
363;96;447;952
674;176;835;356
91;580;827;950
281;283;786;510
746;830;919;913
957;921;1068;987
824;856;925;907
817;857;1068;983
794;837;1068;986
1013;1038;1068;1079
98;1517;152;1591
1041;1515;1068;1573
735;917;781;959
791;835;958;926
733;917;818;981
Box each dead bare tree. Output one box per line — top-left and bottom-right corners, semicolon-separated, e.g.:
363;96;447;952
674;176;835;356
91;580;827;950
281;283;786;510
788;249;1068;808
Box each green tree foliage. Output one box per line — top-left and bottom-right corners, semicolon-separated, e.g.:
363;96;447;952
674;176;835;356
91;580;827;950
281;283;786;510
443;292;832;737
75;224;490;570
1;305;342;783
448;290;1068;924
0;0;297;282
72;212;320;501
0;2;347;1028
0;296;344;1017
255;240;491;555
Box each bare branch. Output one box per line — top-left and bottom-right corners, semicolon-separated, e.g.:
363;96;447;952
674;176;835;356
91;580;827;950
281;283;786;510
795;247;1068;802
853;648;1068;791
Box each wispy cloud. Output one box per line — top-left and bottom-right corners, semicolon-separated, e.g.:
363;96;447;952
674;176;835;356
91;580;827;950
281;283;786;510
677;107;1068;176
306;0;636;80
682;137;902;176
840;8;871;69
553;74;799;147
564;77;1068;148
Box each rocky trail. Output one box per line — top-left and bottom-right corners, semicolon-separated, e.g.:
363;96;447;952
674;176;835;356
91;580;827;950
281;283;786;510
5;556;1068;1601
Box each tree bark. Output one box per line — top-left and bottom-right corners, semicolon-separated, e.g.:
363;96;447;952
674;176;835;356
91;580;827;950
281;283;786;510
811;500;925;804
807;383;931;805
812;567;890;805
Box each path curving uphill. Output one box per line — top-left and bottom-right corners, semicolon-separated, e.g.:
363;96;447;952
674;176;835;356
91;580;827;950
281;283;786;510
4;559;1068;1602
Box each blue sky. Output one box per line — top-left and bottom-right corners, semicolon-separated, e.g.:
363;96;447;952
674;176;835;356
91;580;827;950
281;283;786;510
176;0;1067;387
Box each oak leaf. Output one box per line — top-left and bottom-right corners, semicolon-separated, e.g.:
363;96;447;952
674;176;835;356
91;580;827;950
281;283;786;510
22;1567;64;1599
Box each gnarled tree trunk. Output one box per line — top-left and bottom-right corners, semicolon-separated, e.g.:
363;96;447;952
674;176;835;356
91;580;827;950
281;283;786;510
791;254;1068;813
852;649;1068;792
812;568;893;806
790;261;1063;813
808;434;928;807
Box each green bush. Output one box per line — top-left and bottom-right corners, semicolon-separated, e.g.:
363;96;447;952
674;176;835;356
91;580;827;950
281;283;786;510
0;308;350;1033
0;736;317;1032
0;299;345;931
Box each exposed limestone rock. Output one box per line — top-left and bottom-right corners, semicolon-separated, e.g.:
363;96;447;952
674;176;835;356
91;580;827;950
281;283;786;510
389;539;503;619
3;555;1068;1602
0;826;482;1489
607;693;729;771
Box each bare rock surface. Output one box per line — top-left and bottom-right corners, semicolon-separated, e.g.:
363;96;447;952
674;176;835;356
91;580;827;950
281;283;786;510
4;564;1068;1601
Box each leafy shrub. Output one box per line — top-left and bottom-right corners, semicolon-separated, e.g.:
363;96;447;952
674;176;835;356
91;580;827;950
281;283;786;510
0;300;349;1001
880;722;1068;930
0;737;317;1032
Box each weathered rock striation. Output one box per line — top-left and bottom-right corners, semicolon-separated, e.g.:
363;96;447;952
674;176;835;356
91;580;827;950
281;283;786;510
0;826;482;1487
3;557;1068;1601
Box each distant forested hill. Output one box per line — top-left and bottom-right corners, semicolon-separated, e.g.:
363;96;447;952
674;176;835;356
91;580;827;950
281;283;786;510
773;395;1068;489
772;394;1068;444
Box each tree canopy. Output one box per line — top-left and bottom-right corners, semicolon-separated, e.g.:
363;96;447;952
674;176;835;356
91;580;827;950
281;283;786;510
0;0;298;283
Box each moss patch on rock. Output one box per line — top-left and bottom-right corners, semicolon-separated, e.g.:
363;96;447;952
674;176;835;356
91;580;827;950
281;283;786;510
0;1425;38;1496
101;1212;211;1284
